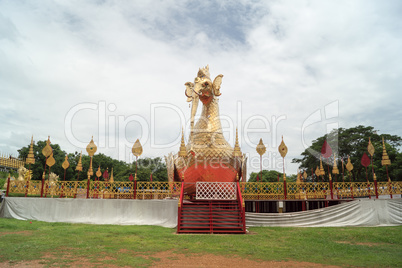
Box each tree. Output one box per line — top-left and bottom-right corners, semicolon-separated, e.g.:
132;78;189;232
248;170;297;182
292;125;402;182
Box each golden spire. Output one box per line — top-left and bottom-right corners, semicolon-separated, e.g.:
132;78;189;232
62;154;70;170
256;138;266;156
278;136;288;158
233;128;242;157
367;137;375;157
303;170;307;181
179;129;187;157
319;156;325;176
332;154;339;174
110;168;114;182
346;156;353;172
381;137;391;166
76;152;83;171
26;136;35;164
132;139;143;157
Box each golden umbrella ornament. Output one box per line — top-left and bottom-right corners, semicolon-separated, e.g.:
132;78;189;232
278;136;288;199
256;138;266;182
132;139;143;181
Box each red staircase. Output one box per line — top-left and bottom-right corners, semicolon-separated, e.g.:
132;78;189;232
177;182;246;234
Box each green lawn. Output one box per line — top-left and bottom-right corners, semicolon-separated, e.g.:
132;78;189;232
0;218;401;267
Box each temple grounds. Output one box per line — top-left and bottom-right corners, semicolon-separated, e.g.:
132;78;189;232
0;218;400;267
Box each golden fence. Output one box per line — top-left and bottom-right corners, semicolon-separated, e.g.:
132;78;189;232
5;180;402;200
0;156;25;169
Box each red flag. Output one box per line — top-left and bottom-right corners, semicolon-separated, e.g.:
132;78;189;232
321;140;333;158
361;153;370;167
102;169;109;179
129;174;134;181
150;173;153;182
256;174;260;182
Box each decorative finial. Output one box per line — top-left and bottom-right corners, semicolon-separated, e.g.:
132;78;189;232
86;137;97;157
42;136;53;157
367;137;375;157
96;166;102;178
332;154;339;174
381;137;391;166
346;156;353;172
179;129;187;157
256;138;266;156
233;128;242;157
62;154;70;170
278;136;288;158
110;168;114;183
132;139;143;157
76;152;83;171
319;156;325;176
26;136;35;164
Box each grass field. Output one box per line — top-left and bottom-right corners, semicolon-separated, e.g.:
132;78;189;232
0;218;401;267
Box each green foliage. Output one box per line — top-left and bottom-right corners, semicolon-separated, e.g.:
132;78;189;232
17;141;168;182
292;125;402;181
0;218;401;267
249;170;297;182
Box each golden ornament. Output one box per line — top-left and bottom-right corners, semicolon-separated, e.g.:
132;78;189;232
62;155;70;170
256;138;266;156
132;139;143;157
278;136;288;158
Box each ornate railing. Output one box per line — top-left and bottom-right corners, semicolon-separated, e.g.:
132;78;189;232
4;179;402;200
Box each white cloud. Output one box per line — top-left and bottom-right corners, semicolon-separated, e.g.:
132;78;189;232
0;0;401;177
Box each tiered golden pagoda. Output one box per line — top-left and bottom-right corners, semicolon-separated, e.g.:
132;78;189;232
26;136;35;165
178;129;187;157
233;128;242;157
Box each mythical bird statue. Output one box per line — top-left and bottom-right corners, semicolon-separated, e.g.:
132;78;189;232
166;65;247;195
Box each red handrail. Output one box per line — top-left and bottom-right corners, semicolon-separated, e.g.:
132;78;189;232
236;181;246;233
176;182;185;233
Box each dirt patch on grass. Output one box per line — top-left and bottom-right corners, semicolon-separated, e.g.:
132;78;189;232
149;251;341;268
335;241;385;247
0;231;33;237
0;250;341;268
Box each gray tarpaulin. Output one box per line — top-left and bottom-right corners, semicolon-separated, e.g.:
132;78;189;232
246;199;402;227
0;197;178;228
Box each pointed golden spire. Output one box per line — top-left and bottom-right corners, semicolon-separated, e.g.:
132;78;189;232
76;152;83;171
179;129;187;157
303;170;307;181
110;168;114;182
381;137;391;166
319;156;325;176
26;136;35;164
233;128;242;157
332;154;339;174
367;137;375;157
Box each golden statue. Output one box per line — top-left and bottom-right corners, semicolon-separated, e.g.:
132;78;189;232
166;66;247;193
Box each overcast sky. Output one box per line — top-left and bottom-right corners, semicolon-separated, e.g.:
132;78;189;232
1;0;401;177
